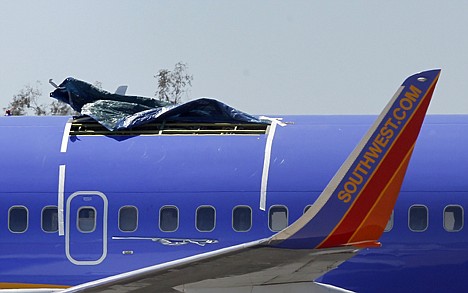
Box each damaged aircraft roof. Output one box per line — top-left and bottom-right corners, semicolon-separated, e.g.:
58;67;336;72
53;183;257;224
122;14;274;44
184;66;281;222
50;77;268;131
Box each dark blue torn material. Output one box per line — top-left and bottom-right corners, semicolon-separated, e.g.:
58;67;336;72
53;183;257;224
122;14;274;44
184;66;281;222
50;77;268;131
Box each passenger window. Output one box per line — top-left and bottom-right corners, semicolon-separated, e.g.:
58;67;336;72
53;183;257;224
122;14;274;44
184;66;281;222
409;205;428;232
160;206;179;232
444;205;463;232
78;207;96;233
269;205;288;232
42;206;58;233
119;206;138;232
196;206;215;232
9;206;28;233
233;206;252;232
384;210;394;232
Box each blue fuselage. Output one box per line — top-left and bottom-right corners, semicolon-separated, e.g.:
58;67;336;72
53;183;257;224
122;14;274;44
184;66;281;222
1;114;467;292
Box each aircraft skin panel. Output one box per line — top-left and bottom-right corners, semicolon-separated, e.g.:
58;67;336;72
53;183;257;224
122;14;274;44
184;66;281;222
63;135;267;194
401;116;468;192
0;116;68;193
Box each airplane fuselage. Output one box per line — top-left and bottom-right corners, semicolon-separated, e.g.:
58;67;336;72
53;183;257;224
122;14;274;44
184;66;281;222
1;114;467;292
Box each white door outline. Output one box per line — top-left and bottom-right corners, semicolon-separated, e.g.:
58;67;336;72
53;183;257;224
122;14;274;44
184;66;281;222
65;191;108;265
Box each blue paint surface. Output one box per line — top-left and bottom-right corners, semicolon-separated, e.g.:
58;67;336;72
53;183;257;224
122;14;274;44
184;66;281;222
0;113;467;292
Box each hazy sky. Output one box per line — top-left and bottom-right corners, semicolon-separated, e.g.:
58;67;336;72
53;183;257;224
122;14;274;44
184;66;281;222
1;1;467;115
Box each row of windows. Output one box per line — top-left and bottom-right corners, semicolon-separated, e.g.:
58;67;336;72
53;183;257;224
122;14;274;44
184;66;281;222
7;205;289;234
120;205;289;233
118;206;254;233
384;205;464;232
7;204;465;234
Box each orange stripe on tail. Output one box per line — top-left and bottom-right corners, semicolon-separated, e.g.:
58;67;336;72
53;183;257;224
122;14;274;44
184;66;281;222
348;145;414;243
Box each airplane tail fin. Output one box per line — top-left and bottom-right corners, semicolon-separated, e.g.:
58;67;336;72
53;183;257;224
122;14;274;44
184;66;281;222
115;85;128;95
270;69;441;249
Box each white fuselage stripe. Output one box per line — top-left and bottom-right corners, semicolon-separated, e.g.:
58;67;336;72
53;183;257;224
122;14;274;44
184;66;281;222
60;120;72;153
58;165;66;236
259;117;286;211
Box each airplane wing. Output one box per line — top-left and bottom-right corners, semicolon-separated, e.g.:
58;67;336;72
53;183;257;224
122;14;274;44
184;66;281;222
61;239;357;293
60;69;441;293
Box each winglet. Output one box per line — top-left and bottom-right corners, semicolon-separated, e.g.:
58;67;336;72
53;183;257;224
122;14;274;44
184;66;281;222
269;69;441;249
